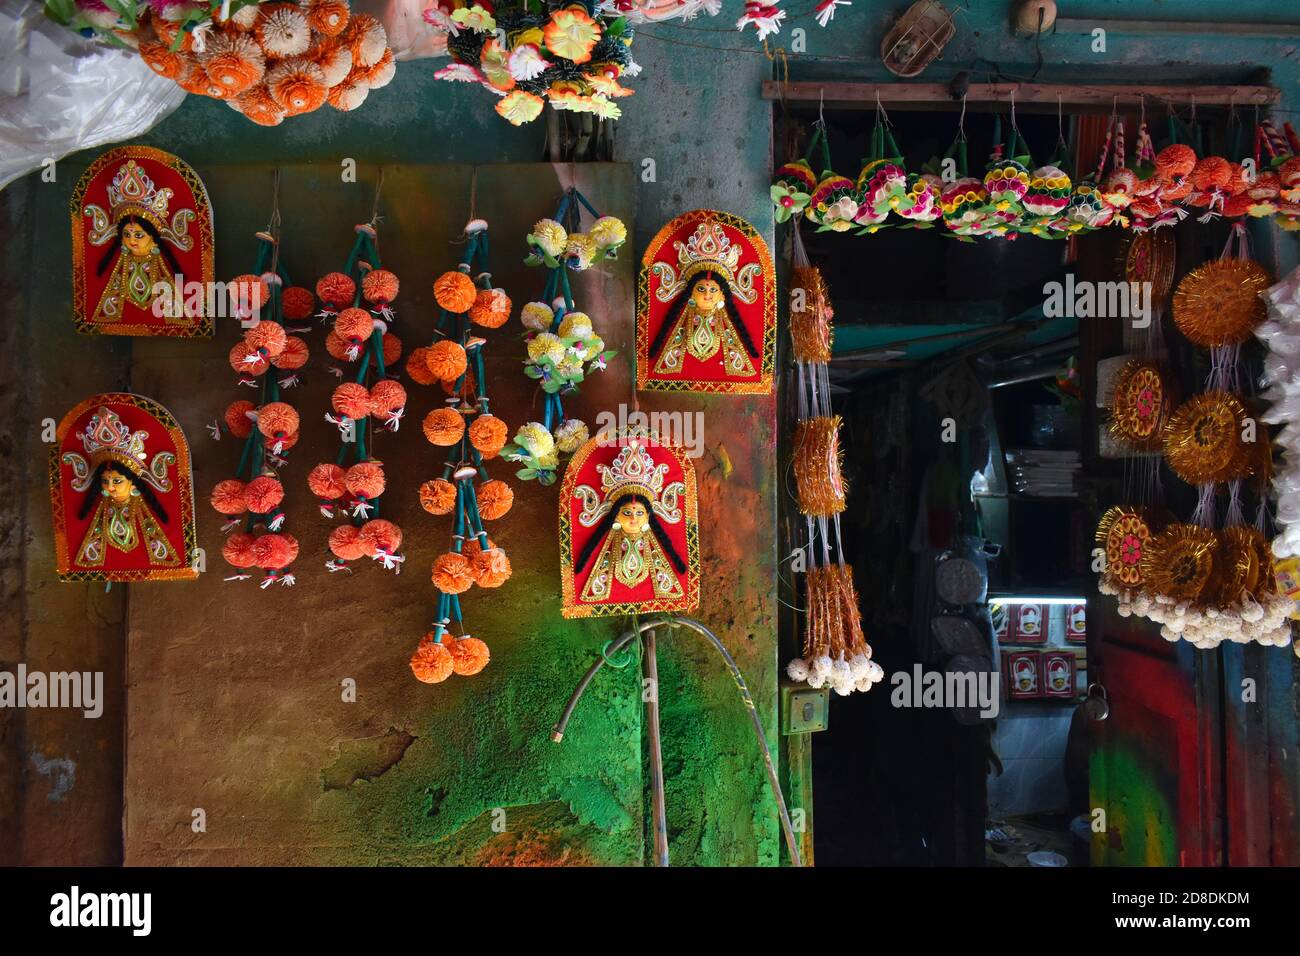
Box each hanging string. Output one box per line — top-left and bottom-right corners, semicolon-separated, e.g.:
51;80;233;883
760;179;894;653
267;167;282;276
368;166;386;229
957;90;968;142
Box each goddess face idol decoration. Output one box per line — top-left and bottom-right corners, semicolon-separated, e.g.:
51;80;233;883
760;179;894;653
561;432;699;618
50;394;198;582
637;210;775;393
71;146;214;337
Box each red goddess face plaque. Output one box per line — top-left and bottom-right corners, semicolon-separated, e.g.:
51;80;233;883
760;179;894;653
49;393;198;582
560;431;699;618
71;146;214;337
637;209;775;393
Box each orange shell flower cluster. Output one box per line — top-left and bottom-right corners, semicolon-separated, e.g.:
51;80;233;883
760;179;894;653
134;1;396;125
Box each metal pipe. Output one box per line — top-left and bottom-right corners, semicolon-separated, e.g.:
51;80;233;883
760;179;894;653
643;628;669;866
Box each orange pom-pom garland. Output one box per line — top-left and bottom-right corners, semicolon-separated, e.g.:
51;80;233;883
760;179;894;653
332;382;372;420
223;532;259;569
225;401;256;438
272;335;310;370
410;635;454;684
244;475;285;514
345;461;386;500
329;524;370;561
308;463;348;500
362;269;400;304
406;347;439;385
445;636;490;676
469;288;512;328
470;547;512;588
281;286;316;320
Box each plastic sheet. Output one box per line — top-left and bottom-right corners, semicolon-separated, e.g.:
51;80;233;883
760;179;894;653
0;1;186;190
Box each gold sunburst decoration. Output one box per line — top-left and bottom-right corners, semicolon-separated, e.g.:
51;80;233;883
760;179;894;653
1209;526;1262;605
789;264;833;364
1141;524;1216;603
1121;230;1177;309
1109;360;1174;450
1096;506;1160;589
1172;259;1271;347
793;415;847;517
1163;391;1255;485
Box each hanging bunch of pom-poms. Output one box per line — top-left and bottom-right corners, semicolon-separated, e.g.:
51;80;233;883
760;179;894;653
407;218;513;685
771;97;1300;239
210;198;314;587
307;180;407;574
781;224;882;696
1257;265;1300;658
1099;222;1291;651
45;0;397;125
426;0;637;125
497;187;621;486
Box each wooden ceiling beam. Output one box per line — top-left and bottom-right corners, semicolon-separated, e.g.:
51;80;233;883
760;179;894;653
760;82;1279;112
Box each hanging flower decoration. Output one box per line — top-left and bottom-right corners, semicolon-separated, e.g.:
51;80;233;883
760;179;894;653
308;208;407;574
407;219;512;685
43;0;397;124
426;0;636;125
770;112;1300;239
211;228;313;588
500;188;619;485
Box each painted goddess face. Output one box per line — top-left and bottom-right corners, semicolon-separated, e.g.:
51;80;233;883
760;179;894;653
101;466;133;505
690;276;723;313
616;500;649;538
121;219;156;258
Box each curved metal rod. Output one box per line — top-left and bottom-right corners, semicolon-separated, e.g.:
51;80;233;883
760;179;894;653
551;616;805;867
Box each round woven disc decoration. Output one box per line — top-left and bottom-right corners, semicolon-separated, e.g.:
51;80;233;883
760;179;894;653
1122;229;1177;308
1096;506;1157;589
1163;391;1254;486
1172;259;1271;348
1211;526;1261;605
1109;360;1173;450
1141;524;1216;603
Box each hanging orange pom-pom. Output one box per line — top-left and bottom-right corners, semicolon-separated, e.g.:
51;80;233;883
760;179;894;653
345;461;386;499
225;400;256;438
233;84;286;126
229;273;271;315
210;479;249;515
360;518;402;554
153;17;194;52
223;532;259;568
139;41;187;80
468;288;512;328
1222;194;1253;218
244;475;285;514
308;463;348;500
468;415;508;457
332;382;372;420
405;347;439;385
445;636;490;676
470;547;512;588
201;32;265;96
329;524;370;560
419;478;458;515
368;379;407;417
1190;156;1231;191
178;64;229;99
410;635;454;684
272;335;310;369
1155;144;1197;183
462;535;493;559
362;269;400;304
434;271;478;313
253;532;299;569
316;272;356;307
422;408;466;446
382;332;402;366
325;330;351;361
343;12;387;68
245;321;287;358
257;402;299;439
477;479;513;520
425;340;468;382
230;341;269;376
334;306;374;343
432;551;475;594
280;285;316;320
306;0;350;36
